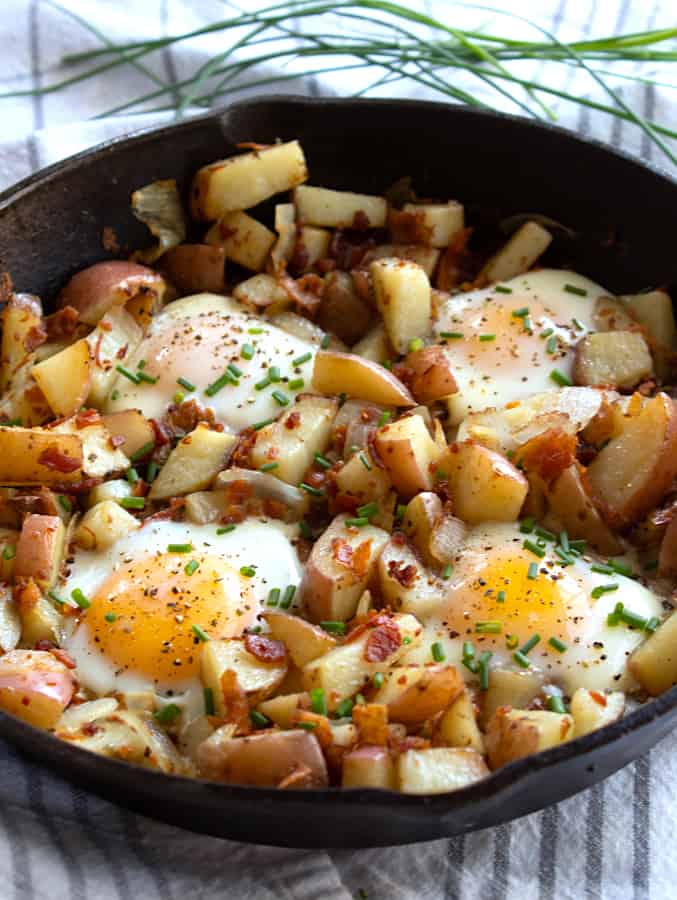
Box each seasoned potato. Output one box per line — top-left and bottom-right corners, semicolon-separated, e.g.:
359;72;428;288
374;414;442;499
184;490;228;525
398;747;489;794
0;293;43;392
362;244;441;279
485;707;574;768
628;612;677;695
192;141;308;220
593;297;637;333
479;221;552;284
401;201;464;248
264;610;336;667
14;514;65;590
318;271;372;346
402;491;442;566
214;467;308;520
301;513;389;623
58;260;166;327
342;745;397;789
269;201;296;271
87;307;143;407
74;500;140;550
545;464;623;555
256;692;307;729
570;688;625;738
250;395;337;486
0;363;52;428
586;393;677;526
270;309;341;349
0;585;21;653
51;417;129;480
294;185;387;229
378;537;444;620
205;211;276;272
161;244;225;295
479;668;543;729
371;258;431;354
373;664;464;726
56;698;120;735
197;728;329;788
0;427;83;484
86;478;133;509
435;690;484;753
101;409;154;458
352;323;395;364
401;345;458;404
312;350;413;406
294;226;331;272
232;273;289;310
201;638;288;714
442;441;528;524
0;649;76;729
573;331;653;389
621;289;677;380
31;338;91;418
149;424;236;500
334;450;392;505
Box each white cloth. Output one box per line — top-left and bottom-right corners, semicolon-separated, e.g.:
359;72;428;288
0;1;675;898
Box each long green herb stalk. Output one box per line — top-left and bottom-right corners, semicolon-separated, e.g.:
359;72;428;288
4;0;677;165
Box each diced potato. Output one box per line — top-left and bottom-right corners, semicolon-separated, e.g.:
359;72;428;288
350;702;389;746
302;612;423;701
371;258;431;354
201;638;288;714
214;467;308;521
342;745;397;790
197;728;329;788
0;364;52;428
57;261;166;327
192;141;308;220
101;409;155;459
622;289;677;380
178;715;215;760
441;441;528;524
378;537;444;620
485;707;574;768
149;425;235;500
87;308;143;407
0;293;43;392
362;244;441;279
545;464;622;555
295;226;331;272
586;393;677;526
374;414;442;499
269;310;337;349
15;580;63;645
318;271;372;346
373;664;464;726
593;297;637;332
51;417;129;480
74;500;140;550
86;478;133;509
184;490;228;525
402;491;442;566
56;698;119;735
402;345;458;404
250;395;337;486
574;331;653;389
14;515;65;590
270;202;296;272
570;688;625;738
264;610;336;667
479;221;552;284
301;513;389;623
0;585;21;653
0;427;83;485
629;612;677;695
398;747;489;794
355;589;373;618
480;668;543;728
352;323;395;364
205;211;276;272
294;185;387;229
402;202;464;248
31;339;91;419
435;690;484;753
312;349;413;407
256;692;307;729
0;649;76;729
232;273;289;310
334;449;392;505
162;244;225;296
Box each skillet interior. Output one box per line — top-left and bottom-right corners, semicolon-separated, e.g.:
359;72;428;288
0;96;676;847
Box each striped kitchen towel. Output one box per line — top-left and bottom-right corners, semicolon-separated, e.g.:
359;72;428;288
0;1;675;898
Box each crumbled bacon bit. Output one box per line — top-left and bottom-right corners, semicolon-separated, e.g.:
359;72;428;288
25;324;47;352
279;273;324;314
352;539;373;579
364;615;402;663
220;669;250;734
38;448;81;473
285;411;301;430
115;344;128;359
387;558;417;587
515;428;577;484
244;634;287;663
332;537;354;569
150;417;173;447
165;399;217;435
44;306;80;340
49;647;77;669
387;208;432;245
75;408;101;429
352;210;371;231
329;230;376;270
436;227;475;292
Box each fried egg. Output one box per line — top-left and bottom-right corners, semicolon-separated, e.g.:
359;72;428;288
62;518;302;718
434;269;610;424
400;522;664;695
104;293;316;432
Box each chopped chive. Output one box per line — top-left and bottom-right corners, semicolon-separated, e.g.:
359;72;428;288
463;658;479;674
137;371;159;384
267;587;280;606
240;343;255;360
442;563;453;580
240;565;256;578
185;559;199;576
607;601;624;626
203;687;215;716
497;590;506;603
125;468;139;484
513;650;531;669
130;441;155;463
168;543;192;553
254;376;271;391
520;634;541;655
116;365;140;384
619;607;651;630
462;641;475;661
548;636;567;653
395;503;406;521
259;462;279;472
408;337;424;352
320;621;347;635
523;539;545;558
522;316;533;333
372;672;385;690
57;494;72;514
334;698;354;718
292;352;312;366
540;327;554;339
495;285;512;294
512;307;529;318
320;334;331;349
268;366;281;382
280;584;296;609
1;544;15;561
288;378;304;390
310;687;327;715
299;520;313;540
645;616;661;633
373;412;390;430
345;516;369;527
572;317;585;331
250;710;270;729
272;390;289;407
519;517;535;534
205;371;236;396
440;331;463;340
506;634;519;650
569;539;587;552
48;591;68;607
476;620;502;634
119;496;145;510
555;547;575;566
299;482;324;498
607;559;634;578
137;360;147;370
381;359;393;370
549;368;572;387
591;563;615;575
478;651;492;690
479;333;496;342
402;636;412;645
559;531;570;553
338;393;348;406
536;538;547;549
110;389;120;401
252;418;274;431
248;326;264;334
177;376;196;392
71;588;90;609
173;391;185;404
357;502;378;519
104;612;117;623
296;720;318;731
546;335;558;354
192;624;209;642
527;562;539;580
592;583;619;599
226;363;242;379
216;524;236;535
359;453;372;471
564;283;587;296
535;527;556;542
547;695;568;714
431;641;446;662
146;461;159;481
155;704;181;725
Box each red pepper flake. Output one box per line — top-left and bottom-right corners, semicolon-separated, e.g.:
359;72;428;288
245;634;287;663
365;615;402;663
590;690;607;707
38;448;81;473
75;408;101;429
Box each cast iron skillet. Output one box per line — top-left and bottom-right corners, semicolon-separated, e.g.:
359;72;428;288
0;96;676;848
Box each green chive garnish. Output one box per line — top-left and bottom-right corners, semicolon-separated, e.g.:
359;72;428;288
479;333;496;342
280;585;296;609
205;371;236;396
607;559;634;578
267;366;281;382
110;390;120;401
564;283;587;296
104;612;117;623
146;461;159;481
372;672;384;690
547;695;567;714
408;337;424;352
310;688;328;715
478;651;492;690
334;698;354;719
506;634;519;650
267;587;280;606
546;337;558;356
299;520;313;540
240;565;256;578
550;369;572;387
272;390;289;406
523;539;545;558
260;462;279;472
520;634;541;654
216;524;236;535
299;482;324;498
185;559;199;576
495;285;512;294
591;563;615;575
497;590;506;603
116;365;140;384
250;710;270;729
431;641;446;662
519;517;535;534
177;376;196;392
541;327;554;339
192;624;209;642
130;441;155;463
359;453;372;471
572;317;585;331
442;564;453;580
125;468;139;484
548;637;567;653
345;517;369;527
440;331;463;339
203;687;215;715
154;704;182;725
321;334;331;349
137;371;159;385
120;496;145;510
293;352;312;366
288;378;304;390
320;621;347;635
512;307;529;318
296;721;318;731
168;543;192;553
592;583;619;599
240;344;255;360
255;376;271;391
71;588;90;609
535;527;556;542
357;502;378;519
527;562;539;580
252;418;274;431
248;326;264;335
513;650;531;669
475;621;502;634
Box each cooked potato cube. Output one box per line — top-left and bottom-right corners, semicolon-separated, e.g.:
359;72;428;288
87;308;144;407
378;537;444;620
31;338;91;418
318;271;372;346
402;491;442;566
485;707;574;768
294;226;331;272
184;490;228;525
312;349;413;406
622;289;676;380
362;244;441;279
574;331;653;389
441;441;528;524
15;580;63;645
56;698;120;735
74;500;140;550
398;747;489;794
435;690;484;753
302;612;423;701
0;293;43;392
480;668;543;728
479;221;552;284
101;409;155;458
264;610;336;667
86;478;133;509
374;414;442;499
232;273;289;310
301;513;389;623
294;185;387;229
402;201;464;248
256;692;307;729
214;467;308;521
334;449;392;505
201;638;288;715
373;664;464;726
270;310;334;348
371;258;431;354
593;297;637;332
545;463;622;555
51;417;129;480
0;649;76;729
0;427;84;485
629;612;677;695
149;425;236;500
352;323;395;364
205;211;276;272
570;688;625;738
342;745;397;789
0;585;20;653
402;345;458;404
14;514;65;590
192;141;308;220
250;395;337;486
58;261;166;327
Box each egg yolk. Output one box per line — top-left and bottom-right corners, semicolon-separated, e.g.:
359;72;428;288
79;552;256;685
443;548;590;654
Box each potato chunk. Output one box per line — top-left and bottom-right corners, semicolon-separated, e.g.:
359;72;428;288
485;707;573;768
373;664;464;726
479;221;552;284
14;514;65;590
15;579;63;645
629;612;677;695
192;141;308;220
232;273;289;310
312;350;413;407
480;668;543;728
31;338;91;418
435;690;484;753
264;610;336;668
342;745;397;789
74;500;140;550
442;441;528;524
570;688;624;738
371;258;431;354
378;537;444;620
51;417;129;480
401;345;458;404
374;414;442;499
294;185;386;229
545;463;622;555
398;747;489;794
573;331;653;389
300;513;389;623
0;427;83;485
0;649;76;729
0;585;21;653
101;409;155;458
205;211;276;272
87;307;142;407
57;261;166;326
622;289;677;380
201;638;288;715
149;424;235;500
402;201;464;248
0;293;43;392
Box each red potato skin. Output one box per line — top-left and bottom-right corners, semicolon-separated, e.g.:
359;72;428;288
13;514;64;588
0;650;76;729
58;261;166;326
398;345;458;404
161;245;225;295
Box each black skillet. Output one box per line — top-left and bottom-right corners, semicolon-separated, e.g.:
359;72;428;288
0;96;676;848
